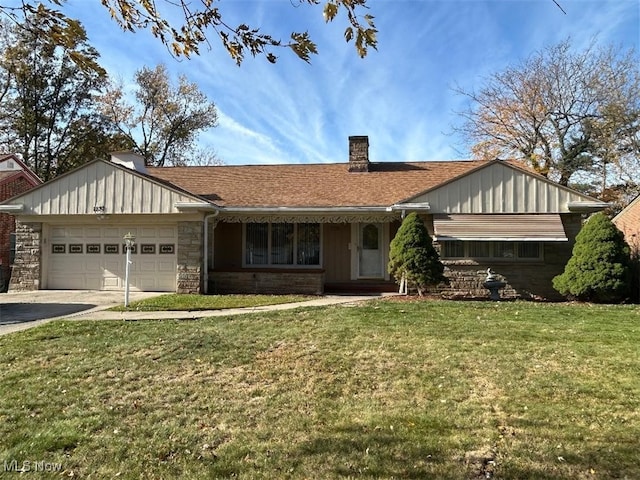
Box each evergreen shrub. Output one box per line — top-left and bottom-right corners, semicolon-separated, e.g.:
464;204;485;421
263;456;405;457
388;212;446;295
553;212;632;303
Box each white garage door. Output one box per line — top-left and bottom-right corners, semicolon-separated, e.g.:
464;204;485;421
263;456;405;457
47;225;178;291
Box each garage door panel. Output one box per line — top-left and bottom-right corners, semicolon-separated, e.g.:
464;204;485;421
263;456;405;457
51;226;67;238
66;227;84;238
136;278;156;290
158;227;175;239
47;225;177;292
54;274;86;289
85;227;101;238
102;227;121;239
103;258;121;271
85;261;103;273
139;227;158;239
139;260;158;272
85;277;102;290
102;276;120;289
53;258;85;273
158;260;175;272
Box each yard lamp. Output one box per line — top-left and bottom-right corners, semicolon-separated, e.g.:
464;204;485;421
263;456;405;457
123;232;136;307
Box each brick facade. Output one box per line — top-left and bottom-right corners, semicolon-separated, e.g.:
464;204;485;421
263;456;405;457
614;197;640;256
432;214;582;300
209;270;324;295
1;175;40;290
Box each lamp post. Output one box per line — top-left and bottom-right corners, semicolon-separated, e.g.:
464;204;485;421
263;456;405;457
123;232;136;307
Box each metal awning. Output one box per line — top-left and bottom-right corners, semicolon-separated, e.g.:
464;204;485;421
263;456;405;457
433;214;568;241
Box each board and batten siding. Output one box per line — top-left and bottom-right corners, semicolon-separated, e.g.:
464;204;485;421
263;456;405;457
14;160;200;215
411;162;591;214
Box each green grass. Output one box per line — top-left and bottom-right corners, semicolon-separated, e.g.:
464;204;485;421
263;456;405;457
110;293;314;311
0;299;639;479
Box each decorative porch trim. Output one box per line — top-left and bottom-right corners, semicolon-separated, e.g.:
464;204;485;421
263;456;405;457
219;212;401;224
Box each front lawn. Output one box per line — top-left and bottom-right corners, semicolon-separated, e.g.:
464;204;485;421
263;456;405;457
0;300;638;479
110;293;314;311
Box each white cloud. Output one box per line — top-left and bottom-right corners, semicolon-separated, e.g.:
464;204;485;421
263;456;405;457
19;0;640;165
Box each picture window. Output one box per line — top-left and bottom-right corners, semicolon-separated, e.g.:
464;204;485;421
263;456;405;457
441;241;543;261
245;222;321;267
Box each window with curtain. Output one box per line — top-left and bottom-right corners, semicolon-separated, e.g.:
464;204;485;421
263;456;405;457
271;223;294;264
245;223;321;266
245;223;269;265
440;241;542;261
297;223;320;265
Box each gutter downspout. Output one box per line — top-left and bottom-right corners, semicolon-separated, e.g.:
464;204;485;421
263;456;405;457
203;210;220;294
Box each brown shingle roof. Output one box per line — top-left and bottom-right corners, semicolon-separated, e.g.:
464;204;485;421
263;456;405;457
147;160;489;208
0;171;18;182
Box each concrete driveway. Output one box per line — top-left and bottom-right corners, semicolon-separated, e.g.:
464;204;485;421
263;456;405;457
0;290;165;336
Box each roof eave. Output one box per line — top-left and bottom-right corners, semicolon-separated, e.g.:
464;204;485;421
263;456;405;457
390;202;431;212
567;201;609;213
174;202;218;212
0;204;24;213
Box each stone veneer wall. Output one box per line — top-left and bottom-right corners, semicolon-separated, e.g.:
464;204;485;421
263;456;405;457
177;221;203;294
209;270;324;295
430;214;582;300
8;221;41;291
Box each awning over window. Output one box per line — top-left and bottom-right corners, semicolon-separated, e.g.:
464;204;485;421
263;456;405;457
433;214;568;241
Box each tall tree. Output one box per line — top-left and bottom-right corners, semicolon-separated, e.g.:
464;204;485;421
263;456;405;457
0;19;13;124
454;39;640;194
0;0;377;66
0;12;110;180
100;64;218;167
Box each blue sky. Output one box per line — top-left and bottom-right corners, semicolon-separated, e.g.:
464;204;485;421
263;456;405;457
61;0;639;166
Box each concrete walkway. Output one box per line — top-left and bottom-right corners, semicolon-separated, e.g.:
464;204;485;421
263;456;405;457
0;291;383;336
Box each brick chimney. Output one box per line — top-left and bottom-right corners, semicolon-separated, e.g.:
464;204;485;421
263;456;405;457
348;136;369;172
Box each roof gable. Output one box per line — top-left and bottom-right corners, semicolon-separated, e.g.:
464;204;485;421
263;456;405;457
407;160;604;213
1;159;209;215
0;154;42;186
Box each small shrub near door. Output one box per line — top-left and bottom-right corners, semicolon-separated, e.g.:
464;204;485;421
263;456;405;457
388;212;446;295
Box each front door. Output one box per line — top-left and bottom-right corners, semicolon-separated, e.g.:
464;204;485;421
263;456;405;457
359;223;383;278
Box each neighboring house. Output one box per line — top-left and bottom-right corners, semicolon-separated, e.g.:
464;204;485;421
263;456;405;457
613;195;640;256
0;137;607;299
0;154;42;291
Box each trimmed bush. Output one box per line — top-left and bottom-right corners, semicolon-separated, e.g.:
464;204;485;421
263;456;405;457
553;212;632;303
389;212;446;295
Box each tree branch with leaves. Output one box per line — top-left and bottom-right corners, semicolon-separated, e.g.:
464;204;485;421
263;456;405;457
1;0;377;67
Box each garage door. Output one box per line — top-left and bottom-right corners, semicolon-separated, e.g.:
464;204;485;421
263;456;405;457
47;225;177;291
